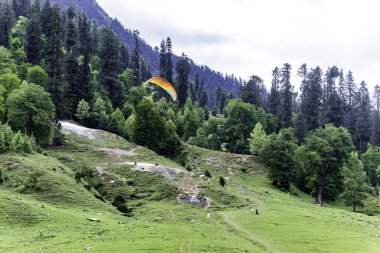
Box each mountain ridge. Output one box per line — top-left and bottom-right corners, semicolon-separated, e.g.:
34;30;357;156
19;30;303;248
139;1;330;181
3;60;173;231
50;0;243;105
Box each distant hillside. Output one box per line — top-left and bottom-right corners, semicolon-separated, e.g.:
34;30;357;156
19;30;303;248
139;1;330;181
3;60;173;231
50;0;242;106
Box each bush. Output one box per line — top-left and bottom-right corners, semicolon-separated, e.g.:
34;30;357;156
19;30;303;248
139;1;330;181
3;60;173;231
185;163;193;172
0;123;13;152
126;178;134;186
112;194;126;205
219;176;226;187
204;170;212;178
10;131;34;153
178;150;189;166
0;169;3;184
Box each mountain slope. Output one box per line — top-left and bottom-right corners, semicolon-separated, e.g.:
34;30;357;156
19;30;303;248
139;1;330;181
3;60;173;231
50;0;242;105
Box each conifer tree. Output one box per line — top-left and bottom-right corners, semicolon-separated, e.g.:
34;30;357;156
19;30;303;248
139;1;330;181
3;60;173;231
159;39;166;78
0;1;15;48
98;26;125;108
164;37;173;83
25;0;42;65
268;67;280;120
279;63;293;128
120;44;129;70
12;0;31;19
355;81;371;153
45;4;64;117
344;70;357;137
240;75;262;107
131;30;141;86
372;85;380;146
176;53;191;107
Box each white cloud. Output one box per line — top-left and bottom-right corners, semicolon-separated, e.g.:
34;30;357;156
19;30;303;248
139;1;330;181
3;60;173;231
97;0;380;92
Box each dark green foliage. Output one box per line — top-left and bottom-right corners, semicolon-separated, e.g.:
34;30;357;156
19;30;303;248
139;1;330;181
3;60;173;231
10;131;34;153
25;2;42;65
0;123;14;152
219;176;226;187
98;27;125;108
372;85;380;146
120;43;129;70
279;63;293;128
355;81;371;153
362;145;380;187
199;86;208;107
295;124;354;204
261;128;298;190
215;85;226;114
185;163;193;172
0;1;15;49
204;170;211;178
12;0;31;19
176;53;191;107
44;4;64;117
0;169;3;184
131;30;140;86
268;67;281;120
7;83;55;145
26;65;48;87
240;75;263;107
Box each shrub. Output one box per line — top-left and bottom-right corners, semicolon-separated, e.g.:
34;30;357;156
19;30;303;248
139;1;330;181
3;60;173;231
126;178;134;186
0;123;13;152
219;176;226;187
204;170;212;178
185;163;193;172
0;169;3;184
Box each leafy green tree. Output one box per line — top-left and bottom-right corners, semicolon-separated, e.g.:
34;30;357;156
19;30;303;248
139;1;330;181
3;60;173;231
75;99;90;125
9;16;28;65
0;73;21;101
295;124;354;204
341;152;371;212
133;99;166;153
26;65;48;87
123;113;136;141
176;53;191;107
0;122;13;152
248;122;267;156
261;128;298;190
91;97;108;128
361;145;380;187
184;111;199;141
0;46;17;74
7;83;55;144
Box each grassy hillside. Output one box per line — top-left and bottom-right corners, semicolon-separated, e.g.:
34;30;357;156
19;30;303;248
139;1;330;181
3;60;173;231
0;122;379;252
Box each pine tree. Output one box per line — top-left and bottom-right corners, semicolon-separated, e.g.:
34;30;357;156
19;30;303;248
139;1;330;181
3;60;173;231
0;1;15;48
131;30;141;86
372;85;380;146
268;67;280;120
355;81;371;153
12;0;31;19
25;0;42;65
176;53;191;107
240;75;262;107
98;26;125;108
165;37;173;83
279;63;293;128
159;39;166;78
344;70;357;137
45;4;64;117
199;86;208;108
78;13;93;102
299;66;322;132
120;43;129;70
40;0;50;35
215;85;226;114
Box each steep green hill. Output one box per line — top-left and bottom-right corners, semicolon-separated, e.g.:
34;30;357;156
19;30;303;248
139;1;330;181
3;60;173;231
0;122;379;252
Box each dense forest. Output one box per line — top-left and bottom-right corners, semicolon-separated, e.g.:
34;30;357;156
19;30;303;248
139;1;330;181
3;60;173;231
0;0;379;212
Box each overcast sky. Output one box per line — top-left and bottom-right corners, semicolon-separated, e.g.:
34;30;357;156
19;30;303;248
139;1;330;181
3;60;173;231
97;0;380;92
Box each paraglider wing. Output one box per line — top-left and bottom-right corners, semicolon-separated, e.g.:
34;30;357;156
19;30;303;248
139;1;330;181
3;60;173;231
144;77;177;101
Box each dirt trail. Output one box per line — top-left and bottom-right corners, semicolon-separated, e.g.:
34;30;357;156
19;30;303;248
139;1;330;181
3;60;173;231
220;212;281;253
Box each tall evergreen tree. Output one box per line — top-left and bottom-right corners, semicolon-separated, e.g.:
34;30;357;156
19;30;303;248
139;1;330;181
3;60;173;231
0;1;15;49
40;0;50;35
131;29;141;86
355;81;371;153
344;70;357;137
322;66;344;127
98;26;125;108
268;67;281;120
159;39;166;78
175;53;191;107
25;0;42;65
215;85;226;114
77;13;92;102
64;7;79;117
372;85;380;146
279;63;293;128
45;4;64;117
240;75;262;107
119;44;129;70
164;37;173;83
12;0;31;19
199;86;208;107
299;66;322;132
